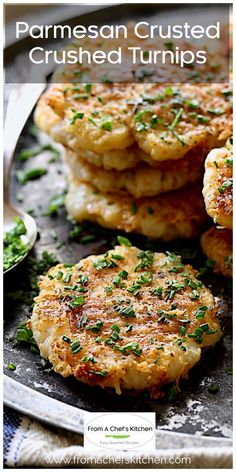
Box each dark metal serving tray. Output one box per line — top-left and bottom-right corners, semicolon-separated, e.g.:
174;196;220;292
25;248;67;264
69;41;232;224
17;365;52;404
4;3;232;443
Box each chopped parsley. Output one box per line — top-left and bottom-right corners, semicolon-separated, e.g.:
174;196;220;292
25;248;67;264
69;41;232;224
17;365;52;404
4;217;29;271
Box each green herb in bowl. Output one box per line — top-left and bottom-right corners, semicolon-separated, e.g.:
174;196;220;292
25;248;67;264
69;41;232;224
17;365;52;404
3;217;29;271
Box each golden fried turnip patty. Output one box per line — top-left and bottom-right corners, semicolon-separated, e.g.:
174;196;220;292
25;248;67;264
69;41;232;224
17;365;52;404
203;138;233;229
34;82;232;161
65;146;204;198
65;178;208;241
31;245;222;395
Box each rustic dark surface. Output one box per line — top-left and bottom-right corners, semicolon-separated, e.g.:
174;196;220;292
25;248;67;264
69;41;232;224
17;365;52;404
3;113;232;438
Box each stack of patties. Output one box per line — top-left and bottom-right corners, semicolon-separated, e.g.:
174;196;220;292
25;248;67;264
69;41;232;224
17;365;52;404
201;138;233;277
35;81;232;241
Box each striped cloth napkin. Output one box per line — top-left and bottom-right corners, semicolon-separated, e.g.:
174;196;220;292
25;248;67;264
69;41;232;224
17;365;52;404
4;406;232;468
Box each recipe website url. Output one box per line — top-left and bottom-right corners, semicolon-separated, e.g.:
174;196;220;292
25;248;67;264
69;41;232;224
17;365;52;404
44;455;192;467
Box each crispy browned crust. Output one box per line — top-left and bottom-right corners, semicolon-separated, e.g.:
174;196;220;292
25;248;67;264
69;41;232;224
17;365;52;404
35;81;232;162
31;245;222;395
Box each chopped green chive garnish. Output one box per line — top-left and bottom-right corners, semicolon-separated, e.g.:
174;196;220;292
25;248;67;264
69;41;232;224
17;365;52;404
195;306;208;320
119;270;128;280
219;178;233;194
69;295;85;309
111;254;124;261
90;370;108;377
84;83;92;93
100;120;112;131
70;111;84;124
114;341;142;356
117;236;132;247
225;157;233;166
70;340;83;354
150;287;163;298
134;250;154;272
82;354;96;363
15;168;47;185
86;320;103;333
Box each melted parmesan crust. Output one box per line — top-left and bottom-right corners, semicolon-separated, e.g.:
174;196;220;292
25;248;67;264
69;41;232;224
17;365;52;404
35;82;232;162
31;245;222;395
